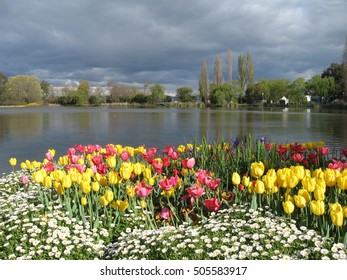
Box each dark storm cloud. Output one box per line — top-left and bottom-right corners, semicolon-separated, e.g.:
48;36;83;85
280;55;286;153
0;0;346;92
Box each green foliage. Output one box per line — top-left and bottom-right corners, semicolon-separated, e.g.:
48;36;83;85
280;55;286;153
149;84;165;103
132;93;149;104
321;63;345;98
2;75;42;105
176;87;195;102
306;75;336;99
89;95;104;106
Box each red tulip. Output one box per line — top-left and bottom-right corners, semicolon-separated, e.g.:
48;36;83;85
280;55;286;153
120;150;130;161
203;198;221;212
292;153;304;163
342;147;347;157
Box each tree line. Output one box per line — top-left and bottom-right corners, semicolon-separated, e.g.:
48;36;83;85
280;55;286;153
198;37;347;107
1;36;346;107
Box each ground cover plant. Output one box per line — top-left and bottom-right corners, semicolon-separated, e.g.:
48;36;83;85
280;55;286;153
1;136;347;260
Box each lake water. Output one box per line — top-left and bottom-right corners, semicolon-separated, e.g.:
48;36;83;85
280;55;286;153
1;106;347;174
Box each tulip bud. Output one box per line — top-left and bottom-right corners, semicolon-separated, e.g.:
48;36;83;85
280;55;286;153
81;196;87;206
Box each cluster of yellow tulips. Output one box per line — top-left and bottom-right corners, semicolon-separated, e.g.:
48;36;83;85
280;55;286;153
232;161;347;240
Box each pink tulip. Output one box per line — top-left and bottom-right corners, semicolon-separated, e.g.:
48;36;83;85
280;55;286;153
21;175;29;185
203;198;221;212
159;175;179;191
196;169;212;185
186;183;205;198
44;162;55;172
319;147;329;155
182;158;195;169
45;152;53;161
135;182;154;197
121;150;130;161
159;208;171;220
208;178;221;191
152;159;163;174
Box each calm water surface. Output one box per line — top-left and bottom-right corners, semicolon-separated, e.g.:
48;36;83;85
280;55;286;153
1;106;347;174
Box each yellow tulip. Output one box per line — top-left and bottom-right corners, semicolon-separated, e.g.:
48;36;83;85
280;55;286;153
112;200;129;211
251;162;265;178
57;184;64;195
298;189;310;203
134;145;146;155
288;174;299;189
32;169;45;183
106;156;117;168
80;181;91;194
77;158;85;165
126;185;136;198
9;158;17;167
282;201;295;214
302;176;316;192
100;195;109;206
119;162;133;180
294;195;306;208
313;168;324;179
266;169;277;182
91;181;100;192
62;175;72;189
329;203;343;227
276;168;290;188
82;172;91;183
324;168;337;187
291;165;305;180
310;200;325;216
133;162;143;175
104;189;114;202
254;179;265;194
232;172;241;185
143;167;152;179
177;145;186;153
314;186;325;201
58;156;70;166
161;188;176;198
337;174;347;191
20;162;27;169
43;176;52;188
242;174;250;187
139;200;147;208
81;196;87;206
108;171;119;185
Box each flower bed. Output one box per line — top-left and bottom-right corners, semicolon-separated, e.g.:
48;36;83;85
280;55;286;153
1;136;347;259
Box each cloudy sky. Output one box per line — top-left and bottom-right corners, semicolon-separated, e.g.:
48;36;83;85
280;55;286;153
1;0;346;92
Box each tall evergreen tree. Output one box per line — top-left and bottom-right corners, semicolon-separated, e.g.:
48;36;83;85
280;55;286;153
246;52;254;88
238;54;247;94
213;55;223;86
199;59;210;104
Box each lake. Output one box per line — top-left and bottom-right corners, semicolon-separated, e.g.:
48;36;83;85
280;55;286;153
1;106;347;174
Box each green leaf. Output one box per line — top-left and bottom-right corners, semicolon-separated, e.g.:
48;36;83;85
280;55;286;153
251;195;257;210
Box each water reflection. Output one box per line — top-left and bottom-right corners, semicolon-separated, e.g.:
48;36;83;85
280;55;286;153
0;106;347;173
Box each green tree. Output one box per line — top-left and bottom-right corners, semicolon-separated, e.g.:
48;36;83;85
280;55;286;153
306;75;335;100
321;63;344;98
40;80;50;100
209;83;234;106
0;72;8;104
199;59;209;105
176;87;195;102
5;75;42;104
288;78;307;105
268;79;291;103
149;84;165;104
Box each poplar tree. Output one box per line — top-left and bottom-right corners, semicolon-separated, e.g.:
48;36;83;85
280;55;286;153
343;34;347;99
213;55;223;86
199;59;210;104
226;48;232;83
